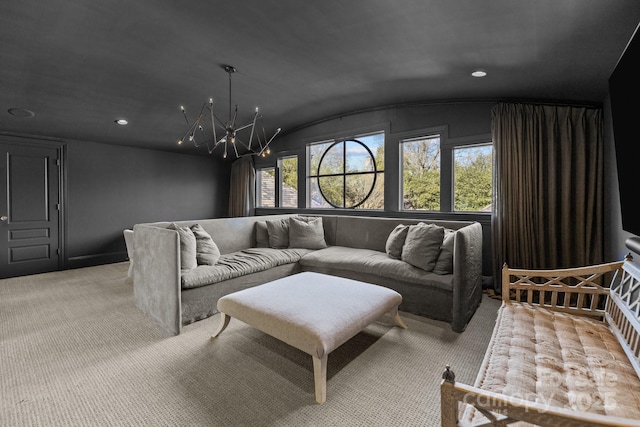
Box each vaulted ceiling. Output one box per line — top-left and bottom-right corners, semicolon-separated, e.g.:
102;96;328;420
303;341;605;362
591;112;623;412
1;1;638;156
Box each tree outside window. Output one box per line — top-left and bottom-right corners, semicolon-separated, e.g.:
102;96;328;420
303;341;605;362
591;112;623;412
453;144;493;212
278;156;298;208
401;135;441;211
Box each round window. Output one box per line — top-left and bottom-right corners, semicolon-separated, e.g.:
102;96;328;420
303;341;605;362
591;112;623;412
317;139;377;208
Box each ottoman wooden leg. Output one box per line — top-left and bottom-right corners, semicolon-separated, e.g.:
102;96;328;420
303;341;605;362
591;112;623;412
390;305;408;329
312;355;327;404
210;313;231;339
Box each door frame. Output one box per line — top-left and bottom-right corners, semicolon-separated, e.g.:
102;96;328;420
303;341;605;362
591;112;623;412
1;132;66;273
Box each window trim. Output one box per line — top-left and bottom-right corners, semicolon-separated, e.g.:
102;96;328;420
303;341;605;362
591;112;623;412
396;125;448;212
451;139;493;213
396;127;492;214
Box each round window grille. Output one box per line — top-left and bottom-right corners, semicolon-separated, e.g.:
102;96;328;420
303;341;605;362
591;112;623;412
317;139;377;209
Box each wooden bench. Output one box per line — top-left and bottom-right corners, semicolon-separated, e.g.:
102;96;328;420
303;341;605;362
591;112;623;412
441;256;640;426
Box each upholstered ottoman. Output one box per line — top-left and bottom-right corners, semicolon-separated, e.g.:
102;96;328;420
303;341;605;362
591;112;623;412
211;271;407;403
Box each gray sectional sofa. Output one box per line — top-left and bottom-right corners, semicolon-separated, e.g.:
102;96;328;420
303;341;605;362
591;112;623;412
132;214;483;336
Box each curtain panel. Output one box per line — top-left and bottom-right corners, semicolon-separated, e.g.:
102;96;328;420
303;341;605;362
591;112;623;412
491;103;604;280
228;156;256;217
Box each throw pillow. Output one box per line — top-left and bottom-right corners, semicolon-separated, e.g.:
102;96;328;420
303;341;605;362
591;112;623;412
190;223;221;266
433;228;455;275
289;216;327;249
266;218;290;249
255;221;269;248
385;224;409;259
168;223;197;270
401;223;445;272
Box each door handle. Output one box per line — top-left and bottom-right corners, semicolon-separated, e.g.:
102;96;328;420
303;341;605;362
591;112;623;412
0;216;7;221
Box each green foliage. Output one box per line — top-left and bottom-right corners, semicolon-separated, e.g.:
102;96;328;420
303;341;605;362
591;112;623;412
280;157;298;190
402;138;441;210
454;152;492;211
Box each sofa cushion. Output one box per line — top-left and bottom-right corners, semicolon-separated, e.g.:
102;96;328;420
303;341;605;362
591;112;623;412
433;228;455;275
168;223;198;270
299;246;453;292
401;223;444;272
289;216;327;249
266;218;290;249
255;221;270;248
190;223;221;266
385;224;409;259
181;248;311;289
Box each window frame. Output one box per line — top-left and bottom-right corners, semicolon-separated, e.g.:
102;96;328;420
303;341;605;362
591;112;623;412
398;127;492;214
306;130;385;210
452;141;494;213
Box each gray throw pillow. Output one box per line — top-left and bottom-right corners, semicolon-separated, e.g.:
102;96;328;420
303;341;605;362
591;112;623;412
266;218;290;249
401;223;445;272
190;223;221;266
255;221;269;248
385;224;409;259
289;216;327;249
433;228;455;275
168;223;197;270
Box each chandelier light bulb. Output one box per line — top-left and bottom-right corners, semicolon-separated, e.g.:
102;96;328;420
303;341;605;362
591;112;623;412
178;139;183;145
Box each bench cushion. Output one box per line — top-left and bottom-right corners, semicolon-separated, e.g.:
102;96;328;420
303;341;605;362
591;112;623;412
464;302;640;422
181;248;311;289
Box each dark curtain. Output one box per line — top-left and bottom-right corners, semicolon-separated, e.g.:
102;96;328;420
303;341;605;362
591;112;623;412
491;102;604;282
228;156;256;217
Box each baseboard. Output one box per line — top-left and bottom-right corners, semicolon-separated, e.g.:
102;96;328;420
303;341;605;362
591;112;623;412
67;251;128;269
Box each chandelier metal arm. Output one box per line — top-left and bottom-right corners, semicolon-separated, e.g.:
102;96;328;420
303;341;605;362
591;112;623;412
179;64;279;159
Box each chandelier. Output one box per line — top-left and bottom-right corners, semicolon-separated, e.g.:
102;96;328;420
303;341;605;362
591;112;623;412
178;65;281;159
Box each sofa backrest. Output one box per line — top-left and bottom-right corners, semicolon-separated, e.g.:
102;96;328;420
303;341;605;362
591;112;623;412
322;215;474;252
140;214;297;255
139;214;474;255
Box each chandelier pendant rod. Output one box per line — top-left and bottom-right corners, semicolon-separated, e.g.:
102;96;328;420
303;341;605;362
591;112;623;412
209;99;217;152
228;69;233;128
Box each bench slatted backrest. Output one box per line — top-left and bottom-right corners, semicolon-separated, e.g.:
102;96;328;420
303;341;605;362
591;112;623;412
501;260;626;320
606;260;640;378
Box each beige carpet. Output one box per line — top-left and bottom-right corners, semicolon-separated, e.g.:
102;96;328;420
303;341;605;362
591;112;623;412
0;262;500;426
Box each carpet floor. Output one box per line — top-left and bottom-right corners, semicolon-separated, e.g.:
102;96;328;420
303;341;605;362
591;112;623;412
0;262;500;426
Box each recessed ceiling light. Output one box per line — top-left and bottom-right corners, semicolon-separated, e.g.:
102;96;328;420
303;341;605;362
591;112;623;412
8;107;35;118
471;70;487;78
115;119;128;125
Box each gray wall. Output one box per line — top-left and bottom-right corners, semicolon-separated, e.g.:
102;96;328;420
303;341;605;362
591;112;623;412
255;101;495;280
10;97;630;275
603;96;638;264
257;98;640;279
65;140;230;268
